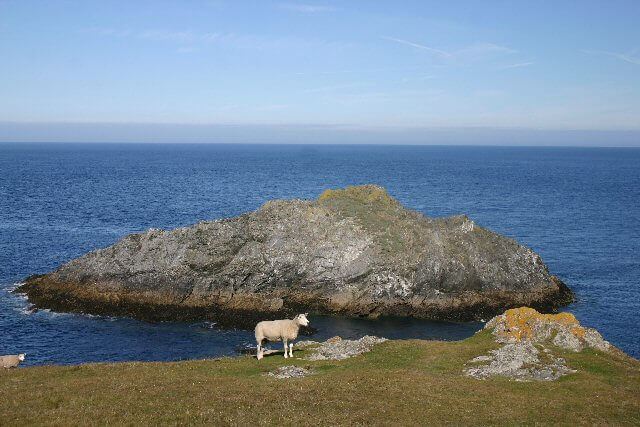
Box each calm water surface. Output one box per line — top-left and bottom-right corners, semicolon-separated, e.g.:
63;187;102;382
1;143;638;364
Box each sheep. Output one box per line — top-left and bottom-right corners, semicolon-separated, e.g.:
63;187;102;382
255;314;309;360
1;353;26;368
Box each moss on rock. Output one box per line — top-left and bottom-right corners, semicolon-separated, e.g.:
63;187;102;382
317;184;399;208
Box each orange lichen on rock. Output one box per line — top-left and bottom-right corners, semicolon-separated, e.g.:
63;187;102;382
485;306;611;353
570;326;587;338
492;307;582;341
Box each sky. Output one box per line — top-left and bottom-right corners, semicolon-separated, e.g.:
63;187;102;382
1;0;639;144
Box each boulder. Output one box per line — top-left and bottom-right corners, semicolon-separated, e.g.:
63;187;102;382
465;307;611;381
302;335;387;361
267;366;312;379
485;307;610;352
465;341;575;381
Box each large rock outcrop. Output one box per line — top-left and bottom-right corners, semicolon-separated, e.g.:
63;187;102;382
465;307;611;381
18;185;573;327
485;306;610;352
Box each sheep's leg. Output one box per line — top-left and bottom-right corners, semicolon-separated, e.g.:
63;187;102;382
257;341;262;360
289;343;293;358
283;340;288;358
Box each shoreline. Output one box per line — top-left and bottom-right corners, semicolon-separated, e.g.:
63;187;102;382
16;274;574;329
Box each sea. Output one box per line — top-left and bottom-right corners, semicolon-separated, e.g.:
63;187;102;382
1;143;638;365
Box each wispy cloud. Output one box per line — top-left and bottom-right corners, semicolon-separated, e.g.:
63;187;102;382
500;61;534;69
176;46;200;54
85;28;133;38
325;88;445;106
85;27;349;51
302;83;368;93
473;89;504;97
383;37;517;60
382;36;452;58
293;66;436;77
294;70;358;75
85;27;201;43
582;49;640;65
278;3;337;13
255;104;290;112
138;30;196;42
400;74;436;84
458;42;517;56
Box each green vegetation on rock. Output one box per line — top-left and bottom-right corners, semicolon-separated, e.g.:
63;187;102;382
318;184;400;208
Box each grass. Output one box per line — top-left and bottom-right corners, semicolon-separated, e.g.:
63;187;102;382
317;185;399;209
316;185;424;258
1;331;639;426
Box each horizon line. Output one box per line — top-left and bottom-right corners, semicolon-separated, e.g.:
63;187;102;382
1;120;640;132
1;121;639;147
2;141;640;148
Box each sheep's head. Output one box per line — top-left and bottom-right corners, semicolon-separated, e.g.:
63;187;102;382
296;313;310;326
18;354;25;361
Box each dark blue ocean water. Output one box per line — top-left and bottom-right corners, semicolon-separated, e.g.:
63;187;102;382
1;143;639;365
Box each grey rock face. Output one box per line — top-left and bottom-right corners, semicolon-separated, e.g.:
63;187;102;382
552;329;584;352
18;185;574;326
582;329;611;352
464;341;575;381
466;307;612;381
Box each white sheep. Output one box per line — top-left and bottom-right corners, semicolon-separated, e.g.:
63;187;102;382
1;353;26;368
255;314;309;360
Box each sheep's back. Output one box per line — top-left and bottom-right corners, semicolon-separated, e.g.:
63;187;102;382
0;355;20;368
255;319;298;341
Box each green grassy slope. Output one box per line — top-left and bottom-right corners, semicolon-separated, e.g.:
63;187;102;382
2;332;639;426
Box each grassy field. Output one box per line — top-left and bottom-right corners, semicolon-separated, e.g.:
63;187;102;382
1;331;639;426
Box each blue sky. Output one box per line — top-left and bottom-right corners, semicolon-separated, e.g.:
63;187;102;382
1;1;639;144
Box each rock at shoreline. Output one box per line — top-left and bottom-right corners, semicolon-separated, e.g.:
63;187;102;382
17;185;574;327
485;306;610;352
465;307;611;381
300;335;387;361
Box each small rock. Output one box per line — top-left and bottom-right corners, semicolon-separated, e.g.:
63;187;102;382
552;328;584;352
468;355;493;363
304;335;387;361
464;342;575;382
295;340;320;348
268;365;312;379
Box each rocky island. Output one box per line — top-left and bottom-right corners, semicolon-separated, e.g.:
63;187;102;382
18;185;573;327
